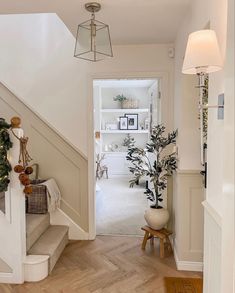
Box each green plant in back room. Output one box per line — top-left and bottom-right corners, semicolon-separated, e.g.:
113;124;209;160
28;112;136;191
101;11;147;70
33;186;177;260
113;94;127;102
113;94;127;109
126;124;177;229
122;134;135;150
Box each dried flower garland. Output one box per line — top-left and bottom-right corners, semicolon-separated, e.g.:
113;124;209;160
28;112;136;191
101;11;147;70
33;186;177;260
11;117;34;195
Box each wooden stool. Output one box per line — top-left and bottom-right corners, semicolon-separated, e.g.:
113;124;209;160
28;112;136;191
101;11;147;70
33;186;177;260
141;225;173;258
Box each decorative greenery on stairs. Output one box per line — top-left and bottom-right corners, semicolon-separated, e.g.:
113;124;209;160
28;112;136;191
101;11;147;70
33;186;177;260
126;124;177;209
0;118;13;192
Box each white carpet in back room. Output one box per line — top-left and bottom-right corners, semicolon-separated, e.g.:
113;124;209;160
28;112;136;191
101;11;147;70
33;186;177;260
96;177;149;236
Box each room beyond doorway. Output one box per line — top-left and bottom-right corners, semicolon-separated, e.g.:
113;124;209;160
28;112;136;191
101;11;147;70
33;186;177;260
93;78;160;236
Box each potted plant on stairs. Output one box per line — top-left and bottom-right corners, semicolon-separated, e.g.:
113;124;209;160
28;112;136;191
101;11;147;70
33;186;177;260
126;124;177;230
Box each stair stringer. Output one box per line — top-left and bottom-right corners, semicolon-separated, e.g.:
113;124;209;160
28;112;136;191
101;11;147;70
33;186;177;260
50;208;89;240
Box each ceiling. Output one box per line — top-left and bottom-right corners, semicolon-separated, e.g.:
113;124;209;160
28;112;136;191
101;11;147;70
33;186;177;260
0;0;192;45
94;79;157;88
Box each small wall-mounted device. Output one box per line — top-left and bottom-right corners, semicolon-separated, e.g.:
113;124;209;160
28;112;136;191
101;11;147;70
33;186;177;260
217;93;224;120
168;47;175;58
200;93;224;120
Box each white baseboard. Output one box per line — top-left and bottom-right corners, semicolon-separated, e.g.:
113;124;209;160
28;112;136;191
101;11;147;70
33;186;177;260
173;242;203;272
50;208;89;240
0;272;24;284
0;272;13;283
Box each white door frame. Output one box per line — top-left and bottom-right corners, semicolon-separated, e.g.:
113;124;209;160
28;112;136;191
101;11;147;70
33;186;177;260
87;71;172;239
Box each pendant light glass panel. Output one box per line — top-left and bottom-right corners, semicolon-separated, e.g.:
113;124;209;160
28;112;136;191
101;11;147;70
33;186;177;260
74;19;113;62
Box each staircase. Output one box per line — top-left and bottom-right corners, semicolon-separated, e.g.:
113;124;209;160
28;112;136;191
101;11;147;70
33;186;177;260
26;214;69;274
0;83;89;284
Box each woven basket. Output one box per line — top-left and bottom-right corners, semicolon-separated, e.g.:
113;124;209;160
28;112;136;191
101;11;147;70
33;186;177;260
26;179;48;214
121;99;139;109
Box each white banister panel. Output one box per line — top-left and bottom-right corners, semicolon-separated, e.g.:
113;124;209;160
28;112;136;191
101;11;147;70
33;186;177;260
0;128;26;283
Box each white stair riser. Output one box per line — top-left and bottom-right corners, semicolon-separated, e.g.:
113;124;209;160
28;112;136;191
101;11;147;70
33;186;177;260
24;255;49;282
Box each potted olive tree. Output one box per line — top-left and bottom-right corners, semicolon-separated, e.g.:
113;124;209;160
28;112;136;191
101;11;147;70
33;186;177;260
126;124;177;230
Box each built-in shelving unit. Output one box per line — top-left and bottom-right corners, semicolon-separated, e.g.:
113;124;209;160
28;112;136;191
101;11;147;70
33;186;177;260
93;79;159;176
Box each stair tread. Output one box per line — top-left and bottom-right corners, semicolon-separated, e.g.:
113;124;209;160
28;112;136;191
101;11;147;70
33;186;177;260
26;213;50;251
28;225;69;257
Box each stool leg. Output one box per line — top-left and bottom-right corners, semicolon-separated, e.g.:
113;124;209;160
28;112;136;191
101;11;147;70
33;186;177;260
166;236;172;253
150;236;154;246
160;238;164;258
142;231;149;250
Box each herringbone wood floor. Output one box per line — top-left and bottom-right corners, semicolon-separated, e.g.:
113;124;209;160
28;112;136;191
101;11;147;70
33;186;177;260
0;236;201;293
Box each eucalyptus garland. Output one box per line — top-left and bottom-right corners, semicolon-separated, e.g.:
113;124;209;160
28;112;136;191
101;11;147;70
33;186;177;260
202;75;209;141
0;118;13;192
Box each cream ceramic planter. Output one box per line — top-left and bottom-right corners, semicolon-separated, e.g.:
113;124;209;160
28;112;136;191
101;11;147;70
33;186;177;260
144;208;169;230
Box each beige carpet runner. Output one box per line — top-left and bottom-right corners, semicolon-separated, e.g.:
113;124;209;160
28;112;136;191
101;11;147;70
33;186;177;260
165;277;203;293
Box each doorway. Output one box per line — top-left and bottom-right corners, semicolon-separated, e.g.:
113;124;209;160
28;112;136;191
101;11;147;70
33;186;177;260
93;78;161;236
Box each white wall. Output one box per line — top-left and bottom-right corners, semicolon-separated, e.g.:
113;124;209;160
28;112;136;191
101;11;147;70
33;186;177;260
0;13;174;239
221;0;234;290
174;0;228;212
174;0;234;290
0;14;174;158
0;13;90;157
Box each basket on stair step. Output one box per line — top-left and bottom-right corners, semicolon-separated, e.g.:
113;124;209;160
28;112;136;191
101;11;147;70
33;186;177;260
26;179;48;214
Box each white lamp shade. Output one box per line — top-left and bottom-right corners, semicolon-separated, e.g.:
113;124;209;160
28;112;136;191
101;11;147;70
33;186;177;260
182;29;223;74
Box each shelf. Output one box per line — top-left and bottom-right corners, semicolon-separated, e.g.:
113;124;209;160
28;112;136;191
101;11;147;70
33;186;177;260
101;108;149;113
101;151;128;154
100;130;149;134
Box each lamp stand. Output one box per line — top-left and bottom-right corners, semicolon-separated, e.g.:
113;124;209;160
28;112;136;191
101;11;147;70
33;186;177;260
196;72;207;166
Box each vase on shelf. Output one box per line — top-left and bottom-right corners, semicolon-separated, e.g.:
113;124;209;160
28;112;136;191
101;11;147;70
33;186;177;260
121;99;139;109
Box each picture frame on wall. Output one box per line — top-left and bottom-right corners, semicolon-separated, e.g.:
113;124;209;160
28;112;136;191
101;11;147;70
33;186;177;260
125;114;138;130
119;116;128;130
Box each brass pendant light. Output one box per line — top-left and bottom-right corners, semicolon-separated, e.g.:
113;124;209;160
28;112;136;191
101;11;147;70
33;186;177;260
74;2;113;62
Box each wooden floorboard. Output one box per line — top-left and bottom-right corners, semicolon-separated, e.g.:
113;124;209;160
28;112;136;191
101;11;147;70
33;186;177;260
0;236;202;292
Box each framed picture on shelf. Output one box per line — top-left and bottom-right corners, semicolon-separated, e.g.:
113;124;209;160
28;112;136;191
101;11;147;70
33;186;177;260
119;116;128;130
144;119;150;130
125;114;138;130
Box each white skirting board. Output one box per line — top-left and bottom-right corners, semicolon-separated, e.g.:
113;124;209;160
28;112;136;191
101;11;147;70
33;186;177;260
0;273;16;284
170;237;203;272
50;208;89;240
173;246;203;272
